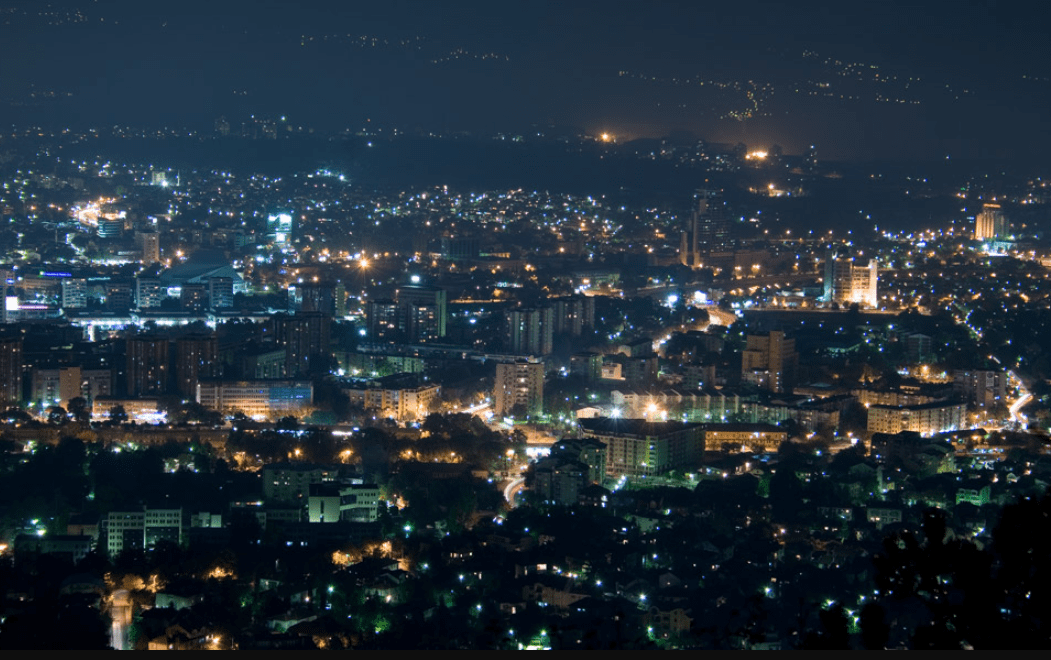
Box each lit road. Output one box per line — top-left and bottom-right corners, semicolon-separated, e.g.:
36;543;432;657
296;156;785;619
706;307;737;327
956;318;1030;427
1010;390;1032;426
1001;359;1031;426
503;476;526;507
461;401;491;416
110;589;131;650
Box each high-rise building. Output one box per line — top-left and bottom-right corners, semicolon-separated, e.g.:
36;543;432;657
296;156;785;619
569;352;603;382
974;203;1009;241
0;337;23;406
207;276;234;310
288;281;336;315
106;282;134;312
175;334;219;399
366;299;401;342
805;144;818;171
135;277;165;309
274;312;331;377
823;250;879;308
180;283;209;312
407;302;442;343
366;285;448;344
396;284;447;342
31;365;82;409
507;307;554;355
953;370;1007;409
494;359;544;417
552;296;596;336
61;278;88;309
741;330;797;394
681;187;731;268
126;335;170;396
136;230;161;264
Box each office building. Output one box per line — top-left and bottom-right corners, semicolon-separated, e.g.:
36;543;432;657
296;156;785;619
308;483;380;523
440;235;481;260
196;380;313;420
97;219;124;239
241;346;288;379
106;507;183;558
494;359;544;417
339;483;380;522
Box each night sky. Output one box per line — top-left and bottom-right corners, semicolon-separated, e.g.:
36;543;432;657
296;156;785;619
2;0;1050;162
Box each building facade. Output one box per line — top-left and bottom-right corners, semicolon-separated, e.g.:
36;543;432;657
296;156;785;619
824;251;878;308
494;359;544;417
0;337;23;406
741;330;797;394
579;418;704;479
866;401;968;435
196;380;313;420
974;203;1008;241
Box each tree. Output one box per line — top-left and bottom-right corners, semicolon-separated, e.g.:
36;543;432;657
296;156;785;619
276;415;299;431
47;406;69;425
67;397;91;424
109;404;128;424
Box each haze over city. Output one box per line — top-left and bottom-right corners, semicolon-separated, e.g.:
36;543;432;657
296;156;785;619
3;0;1050;161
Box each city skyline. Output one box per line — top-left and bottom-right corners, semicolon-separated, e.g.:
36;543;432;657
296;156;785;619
1;1;1050;651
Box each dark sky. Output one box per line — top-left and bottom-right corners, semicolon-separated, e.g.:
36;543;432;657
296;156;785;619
2;0;1050;162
